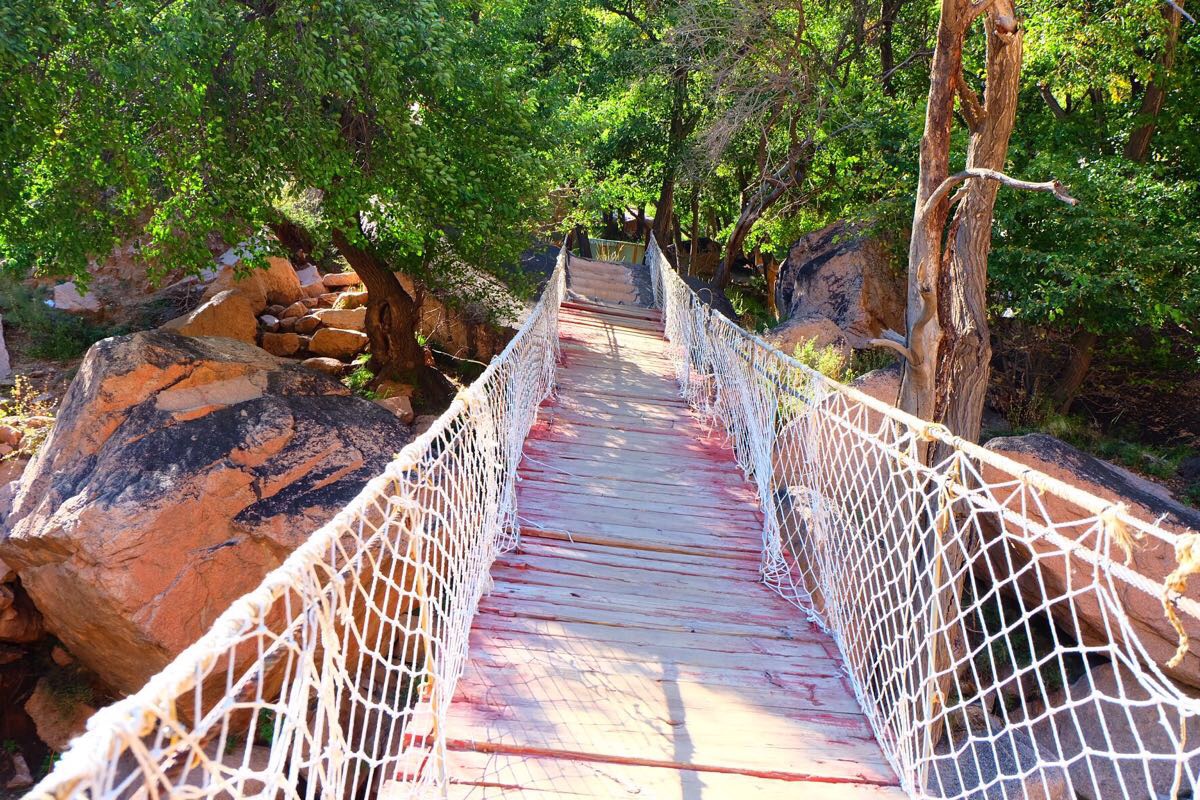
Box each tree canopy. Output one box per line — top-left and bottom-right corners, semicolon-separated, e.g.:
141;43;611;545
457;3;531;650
1;0;1197;423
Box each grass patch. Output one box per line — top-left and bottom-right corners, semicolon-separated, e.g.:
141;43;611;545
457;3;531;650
342;354;377;400
43;665;95;713
846;348;897;381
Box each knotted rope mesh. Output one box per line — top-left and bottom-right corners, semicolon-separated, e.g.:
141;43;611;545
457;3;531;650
26;247;566;800
648;234;1200;799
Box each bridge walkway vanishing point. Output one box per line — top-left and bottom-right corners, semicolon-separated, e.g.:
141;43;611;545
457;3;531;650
433;257;905;798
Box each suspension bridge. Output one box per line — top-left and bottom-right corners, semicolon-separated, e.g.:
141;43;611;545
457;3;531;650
26;239;1200;799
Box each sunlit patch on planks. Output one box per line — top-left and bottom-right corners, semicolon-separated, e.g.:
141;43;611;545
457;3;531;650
439;293;903;798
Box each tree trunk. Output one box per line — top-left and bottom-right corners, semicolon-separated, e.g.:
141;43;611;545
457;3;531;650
570;225;592;258
894;0;1022;762
601;209;621;239
654;175;676;245
1052;328;1097;413
653;68;691;244
898;0;1021;452
331;227;452;404
711;148;811;290
880;0;904;95
765;253;780;319
1124;0;1184;162
932;9;1022;456
689;189;701;276
713;213;752;289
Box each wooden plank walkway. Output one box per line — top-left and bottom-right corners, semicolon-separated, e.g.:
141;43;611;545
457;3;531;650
439;261;903;798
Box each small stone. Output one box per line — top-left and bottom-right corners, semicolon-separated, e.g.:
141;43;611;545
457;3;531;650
277;316;298;334
294;316;322;335
51;645;74;667
260;332;302;358
302;282;326;299
52;282;102;313
334;291;368;310
374;379;415;400
293;264;321;286
300;357;346;376
280;301;307;319
311;307;367;332
411;414;440;437
0;444;12;457
301;296;322;309
0;424;19;447
375;396;415;424
258;314;281;333
317;292;341;308
6;752;33;790
265;304;287;317
309;328;368;359
25;676;96;752
323;270;362;289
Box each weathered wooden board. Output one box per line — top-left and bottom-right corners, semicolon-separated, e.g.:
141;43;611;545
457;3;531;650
412;283;900;796
438;750;906;799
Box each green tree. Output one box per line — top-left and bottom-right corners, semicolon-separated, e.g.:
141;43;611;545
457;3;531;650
0;0;554;400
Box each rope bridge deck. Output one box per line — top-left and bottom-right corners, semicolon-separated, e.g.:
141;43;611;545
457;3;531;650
27;239;1200;799
422;297;903;797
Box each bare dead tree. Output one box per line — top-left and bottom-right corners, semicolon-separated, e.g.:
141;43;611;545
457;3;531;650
672;0;841;289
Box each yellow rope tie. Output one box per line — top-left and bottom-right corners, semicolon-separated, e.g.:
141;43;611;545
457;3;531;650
917;422;946;443
1100;503;1136;566
1163;532;1200;669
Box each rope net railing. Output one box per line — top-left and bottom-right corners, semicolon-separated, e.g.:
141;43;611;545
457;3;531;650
648;234;1200;799
26;247;567;800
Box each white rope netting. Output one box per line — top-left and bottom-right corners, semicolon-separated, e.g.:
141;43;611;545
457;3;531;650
25;247;567;800
648;234;1200;799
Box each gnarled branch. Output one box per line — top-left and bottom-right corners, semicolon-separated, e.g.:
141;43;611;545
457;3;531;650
869;331;915;363
919;167;1078;222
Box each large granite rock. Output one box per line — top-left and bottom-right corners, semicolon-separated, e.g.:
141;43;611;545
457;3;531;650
200;254;303;313
0;331;411;694
773;221;904;349
983;433;1200;688
928;707;1069;799
1032;661;1200;799
163;288;259;344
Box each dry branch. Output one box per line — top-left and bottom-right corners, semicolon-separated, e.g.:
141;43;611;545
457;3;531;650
919;168;1077;222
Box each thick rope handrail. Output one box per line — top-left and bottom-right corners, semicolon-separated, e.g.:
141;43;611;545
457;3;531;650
647;233;1200;799
27;246;568;800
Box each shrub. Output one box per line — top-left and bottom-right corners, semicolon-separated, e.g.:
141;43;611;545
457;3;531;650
0;278;122;360
792;337;847;382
